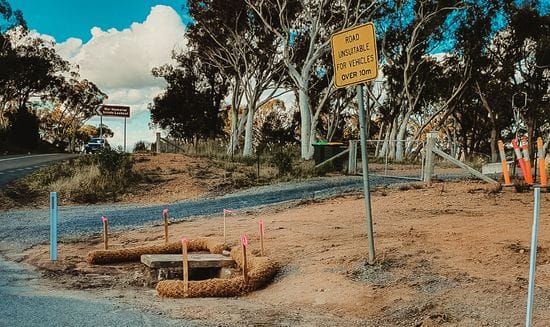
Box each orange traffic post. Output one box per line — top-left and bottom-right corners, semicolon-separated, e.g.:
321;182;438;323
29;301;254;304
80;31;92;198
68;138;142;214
101;216;109;250
512;139;529;184
521;136;534;185
498;140;511;186
240;235;249;284
163;208;169;243
181;238;189;294
538;137;547;187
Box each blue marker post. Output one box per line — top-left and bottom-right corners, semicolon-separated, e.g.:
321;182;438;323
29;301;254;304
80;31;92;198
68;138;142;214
50;192;58;261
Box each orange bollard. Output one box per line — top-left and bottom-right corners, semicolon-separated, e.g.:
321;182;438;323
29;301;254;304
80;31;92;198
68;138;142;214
521;136;534;184
498;140;511;186
512;139;529;183
538;137;547;187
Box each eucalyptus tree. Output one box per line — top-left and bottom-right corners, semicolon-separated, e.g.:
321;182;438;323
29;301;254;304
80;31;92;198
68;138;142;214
149;52;227;143
377;0;467;161
411;0;507;161
0;30;72;149
245;0;378;160
0;0;26;129
187;0;285;157
39;77;107;151
501;1;550;150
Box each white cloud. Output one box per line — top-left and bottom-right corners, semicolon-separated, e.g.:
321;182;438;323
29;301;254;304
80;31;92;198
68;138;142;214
50;5;187;149
64;5;186;90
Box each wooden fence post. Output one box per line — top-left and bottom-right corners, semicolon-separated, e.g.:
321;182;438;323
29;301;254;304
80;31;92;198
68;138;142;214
348;140;358;174
423;132;437;184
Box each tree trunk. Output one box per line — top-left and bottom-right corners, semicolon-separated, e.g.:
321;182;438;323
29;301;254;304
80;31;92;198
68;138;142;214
388;118;398;160
298;88;313;160
228;107;239;156
395;109;413;161
374;121;386;157
242;103;255;156
490;128;497;163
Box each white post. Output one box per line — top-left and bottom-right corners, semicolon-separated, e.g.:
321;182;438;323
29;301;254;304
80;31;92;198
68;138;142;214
348;140;357;174
526;187;541;327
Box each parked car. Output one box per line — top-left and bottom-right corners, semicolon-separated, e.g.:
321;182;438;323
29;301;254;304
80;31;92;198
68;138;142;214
84;138;110;154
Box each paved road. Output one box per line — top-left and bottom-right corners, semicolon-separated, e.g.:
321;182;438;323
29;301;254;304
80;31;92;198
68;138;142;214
0;154;80;187
0;256;194;327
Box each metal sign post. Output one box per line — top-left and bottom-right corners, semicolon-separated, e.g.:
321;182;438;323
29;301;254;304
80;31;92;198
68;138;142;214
331;22;379;264
356;85;376;264
95;105;131;151
526;187;541;327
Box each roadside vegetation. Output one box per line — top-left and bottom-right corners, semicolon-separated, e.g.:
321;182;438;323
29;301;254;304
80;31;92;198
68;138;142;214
1;149;135;207
0;143;345;209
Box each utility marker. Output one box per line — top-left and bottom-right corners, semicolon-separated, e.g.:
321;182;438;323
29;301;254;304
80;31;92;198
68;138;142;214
50;192;58;261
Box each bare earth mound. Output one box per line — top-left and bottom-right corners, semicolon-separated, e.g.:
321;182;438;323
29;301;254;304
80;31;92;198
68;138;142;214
21;181;550;326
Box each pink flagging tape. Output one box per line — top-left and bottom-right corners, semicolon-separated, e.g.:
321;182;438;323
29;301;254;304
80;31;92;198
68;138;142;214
259;220;265;236
101;216;108;223
163;208;169;215
240;234;249;247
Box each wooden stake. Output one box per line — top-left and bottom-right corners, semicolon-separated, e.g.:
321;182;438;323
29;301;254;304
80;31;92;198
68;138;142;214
240;235;248;283
181;238;189;294
223;211;227;245
102;216;108;250
163;208;169;243
259;220;265;256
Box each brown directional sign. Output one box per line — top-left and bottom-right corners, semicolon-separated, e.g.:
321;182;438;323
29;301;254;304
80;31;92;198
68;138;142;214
100;105;130;117
331;23;379;88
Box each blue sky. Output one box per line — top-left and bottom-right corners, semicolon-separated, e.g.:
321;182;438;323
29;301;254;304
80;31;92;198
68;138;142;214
10;0;191;42
8;1;191;150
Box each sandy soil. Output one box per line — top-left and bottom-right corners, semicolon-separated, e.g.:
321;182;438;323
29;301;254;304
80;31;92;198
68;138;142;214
19;177;550;326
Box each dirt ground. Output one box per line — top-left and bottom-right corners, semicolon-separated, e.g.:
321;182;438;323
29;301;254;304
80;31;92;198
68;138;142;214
18;175;550;326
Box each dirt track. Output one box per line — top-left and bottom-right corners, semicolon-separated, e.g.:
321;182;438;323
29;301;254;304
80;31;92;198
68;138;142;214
20;180;550;326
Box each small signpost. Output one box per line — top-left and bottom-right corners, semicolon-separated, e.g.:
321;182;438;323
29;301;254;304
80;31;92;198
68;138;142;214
95;104;131;152
331;22;379;264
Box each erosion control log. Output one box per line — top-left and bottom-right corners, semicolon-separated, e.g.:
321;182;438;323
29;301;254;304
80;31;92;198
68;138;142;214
155;246;278;298
87;239;224;265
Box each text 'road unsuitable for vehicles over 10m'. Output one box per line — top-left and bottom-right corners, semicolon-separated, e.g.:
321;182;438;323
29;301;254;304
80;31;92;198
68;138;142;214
331;23;379;88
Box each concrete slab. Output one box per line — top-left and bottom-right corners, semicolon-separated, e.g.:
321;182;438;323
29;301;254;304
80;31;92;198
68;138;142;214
141;254;235;269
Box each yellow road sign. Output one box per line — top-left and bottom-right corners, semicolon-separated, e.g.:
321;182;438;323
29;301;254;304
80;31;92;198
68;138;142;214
331;23;379;88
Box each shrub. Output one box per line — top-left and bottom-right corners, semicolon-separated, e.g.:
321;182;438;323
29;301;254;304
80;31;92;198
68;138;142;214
96;148;133;179
269;146;294;176
133;141;147;152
